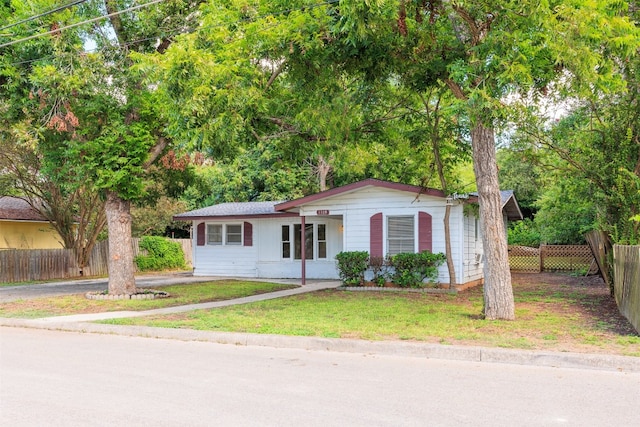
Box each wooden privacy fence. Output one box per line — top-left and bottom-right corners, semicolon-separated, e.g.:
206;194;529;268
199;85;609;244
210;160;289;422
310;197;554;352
0;248;78;283
508;245;598;274
0;238;192;283
613;245;640;333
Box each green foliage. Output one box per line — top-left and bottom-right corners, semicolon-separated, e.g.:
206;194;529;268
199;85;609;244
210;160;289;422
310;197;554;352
388;251;446;288
368;256;389;286
135;236;186;272
508;219;541;247
131;197;189;238
335;251;369;286
497;149;542;216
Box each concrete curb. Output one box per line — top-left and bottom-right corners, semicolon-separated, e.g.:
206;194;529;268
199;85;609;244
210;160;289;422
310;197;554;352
2;317;639;373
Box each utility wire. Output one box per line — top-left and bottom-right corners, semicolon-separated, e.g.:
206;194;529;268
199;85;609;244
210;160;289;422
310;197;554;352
3;0;340;66
0;0;90;32
0;0;166;49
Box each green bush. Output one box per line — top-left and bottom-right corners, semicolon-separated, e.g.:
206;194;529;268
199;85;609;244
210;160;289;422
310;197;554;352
335;251;369;286
508;218;541;247
369;256;389;286
388;251;446;288
135;236;187;271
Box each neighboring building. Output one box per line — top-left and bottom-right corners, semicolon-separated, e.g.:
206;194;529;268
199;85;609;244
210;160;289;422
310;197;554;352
0;196;63;249
174;179;522;287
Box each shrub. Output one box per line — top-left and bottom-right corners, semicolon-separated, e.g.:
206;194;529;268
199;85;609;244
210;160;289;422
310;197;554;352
335;251;369;285
508;218;541;247
388;251;446;288
135;236;187;271
369;256;389;286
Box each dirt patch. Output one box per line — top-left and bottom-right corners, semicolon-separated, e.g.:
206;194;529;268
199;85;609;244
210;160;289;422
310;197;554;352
510;272;637;336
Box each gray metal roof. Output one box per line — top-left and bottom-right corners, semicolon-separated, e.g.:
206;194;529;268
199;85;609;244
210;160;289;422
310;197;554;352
174;201;286;219
500;190;523;221
468;190;523;221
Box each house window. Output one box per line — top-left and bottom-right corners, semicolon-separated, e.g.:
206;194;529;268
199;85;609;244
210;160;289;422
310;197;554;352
282;225;291;258
207;223;242;245
226;224;242;245
317;224;327;259
294;224;314;260
387;216;414;255
207;224;222;245
475;217;479;241
281;223;326;260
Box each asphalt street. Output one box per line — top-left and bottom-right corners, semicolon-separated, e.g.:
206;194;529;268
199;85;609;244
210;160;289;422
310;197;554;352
2;327;640;427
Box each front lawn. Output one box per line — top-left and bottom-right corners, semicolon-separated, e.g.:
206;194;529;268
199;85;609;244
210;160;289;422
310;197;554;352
100;273;640;357
0;280;296;318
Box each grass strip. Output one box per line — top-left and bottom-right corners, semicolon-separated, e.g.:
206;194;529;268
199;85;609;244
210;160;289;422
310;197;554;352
101;287;640;357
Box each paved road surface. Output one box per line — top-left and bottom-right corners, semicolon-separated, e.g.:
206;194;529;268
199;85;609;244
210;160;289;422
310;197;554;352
0;274;309;303
2;327;639;427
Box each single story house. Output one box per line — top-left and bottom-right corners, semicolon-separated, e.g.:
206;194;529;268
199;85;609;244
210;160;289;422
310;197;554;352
174;179;522;287
0;196;64;249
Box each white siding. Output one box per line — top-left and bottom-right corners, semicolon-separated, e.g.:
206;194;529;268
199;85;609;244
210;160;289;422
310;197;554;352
192;220;258;277
299;188;467;284
190;186;485;284
192;217;343;279
462;214;484;283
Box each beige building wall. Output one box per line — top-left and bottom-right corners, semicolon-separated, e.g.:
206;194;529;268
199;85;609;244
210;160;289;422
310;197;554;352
0;220;64;249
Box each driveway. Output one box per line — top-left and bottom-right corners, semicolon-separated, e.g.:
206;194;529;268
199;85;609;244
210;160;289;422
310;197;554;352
0;273;305;303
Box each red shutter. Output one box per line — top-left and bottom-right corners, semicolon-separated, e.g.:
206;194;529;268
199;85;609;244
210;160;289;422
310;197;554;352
418;211;432;252
196;222;205;246
370;213;383;257
244;221;253;246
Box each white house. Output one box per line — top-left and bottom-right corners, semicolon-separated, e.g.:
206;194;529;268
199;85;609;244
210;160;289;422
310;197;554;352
174;179;522;287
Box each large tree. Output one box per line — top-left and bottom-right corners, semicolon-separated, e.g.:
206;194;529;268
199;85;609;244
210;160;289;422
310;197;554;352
134;0;636;318
327;0;636;319
0;0;202;294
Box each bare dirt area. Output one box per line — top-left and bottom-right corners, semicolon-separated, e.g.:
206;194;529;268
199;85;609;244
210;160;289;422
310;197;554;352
511;272;637;336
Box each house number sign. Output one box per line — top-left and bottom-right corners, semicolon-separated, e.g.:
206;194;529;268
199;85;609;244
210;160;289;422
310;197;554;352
316;210;330;215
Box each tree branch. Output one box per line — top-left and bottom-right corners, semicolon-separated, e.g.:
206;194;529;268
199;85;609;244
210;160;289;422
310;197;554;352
445;78;467;100
143;137;168;169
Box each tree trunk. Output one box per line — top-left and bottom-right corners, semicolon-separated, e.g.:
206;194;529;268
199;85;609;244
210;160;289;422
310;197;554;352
443;203;457;287
317;155;331;191
105;191;137;295
431;120;457;287
471;122;515;320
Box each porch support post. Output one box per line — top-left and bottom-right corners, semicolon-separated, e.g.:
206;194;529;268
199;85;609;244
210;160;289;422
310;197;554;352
301;215;306;285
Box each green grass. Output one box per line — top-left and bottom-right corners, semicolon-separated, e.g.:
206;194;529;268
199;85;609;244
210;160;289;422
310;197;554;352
99;289;640;356
4;276;640;356
0;280;296;318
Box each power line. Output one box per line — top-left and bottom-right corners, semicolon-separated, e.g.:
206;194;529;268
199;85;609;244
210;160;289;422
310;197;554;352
3;0;340;66
0;0;166;49
0;0;90;33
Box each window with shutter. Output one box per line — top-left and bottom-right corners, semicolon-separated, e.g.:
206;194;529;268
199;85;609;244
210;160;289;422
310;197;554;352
387;216;414;255
196;222;205;246
207;224;222;245
244;222;253;246
226;224;242;245
418;211;432;252
370;213;383;257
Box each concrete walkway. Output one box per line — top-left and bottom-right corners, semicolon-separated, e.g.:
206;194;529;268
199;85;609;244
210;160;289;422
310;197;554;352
28;279;342;323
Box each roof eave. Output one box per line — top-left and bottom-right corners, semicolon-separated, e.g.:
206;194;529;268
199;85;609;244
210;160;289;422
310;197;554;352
276;178;447;211
173;212;299;222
